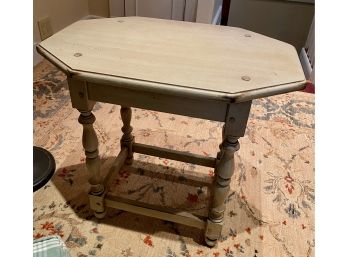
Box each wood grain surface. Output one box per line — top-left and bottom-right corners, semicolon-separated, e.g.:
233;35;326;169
39;16;305;96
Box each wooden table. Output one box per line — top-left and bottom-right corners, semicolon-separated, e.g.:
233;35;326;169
37;17;306;246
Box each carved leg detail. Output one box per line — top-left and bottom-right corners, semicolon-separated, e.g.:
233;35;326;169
78;111;106;218
205;133;240;247
120;106;134;165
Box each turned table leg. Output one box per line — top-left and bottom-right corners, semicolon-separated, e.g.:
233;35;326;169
205;130;240;246
205;101;251;247
78;111;106;219
120;106;134;165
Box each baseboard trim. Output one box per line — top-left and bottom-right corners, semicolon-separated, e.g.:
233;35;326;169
299;48;312;80
33;42;43;67
81;15;104;20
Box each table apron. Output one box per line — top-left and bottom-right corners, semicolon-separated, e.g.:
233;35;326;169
86;82;228;122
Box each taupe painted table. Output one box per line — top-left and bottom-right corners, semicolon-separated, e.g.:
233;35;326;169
37;17;306;246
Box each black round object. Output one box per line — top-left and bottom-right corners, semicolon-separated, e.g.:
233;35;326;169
33;146;56;192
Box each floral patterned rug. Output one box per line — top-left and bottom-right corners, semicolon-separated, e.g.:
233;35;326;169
33;60;315;257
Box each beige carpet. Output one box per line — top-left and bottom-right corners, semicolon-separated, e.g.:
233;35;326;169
33;60;315;257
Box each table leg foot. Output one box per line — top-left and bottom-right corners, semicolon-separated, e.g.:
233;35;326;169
94;210;107;219
204;218;222;247
205;237;217;247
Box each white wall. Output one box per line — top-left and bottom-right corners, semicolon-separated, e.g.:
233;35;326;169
109;0;221;23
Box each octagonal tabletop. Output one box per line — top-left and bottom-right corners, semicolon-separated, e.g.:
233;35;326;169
37;17;306;102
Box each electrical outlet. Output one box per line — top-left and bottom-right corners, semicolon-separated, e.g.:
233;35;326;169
38;17;53;40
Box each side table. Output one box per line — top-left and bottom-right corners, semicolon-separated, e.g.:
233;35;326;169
37;17;306;246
